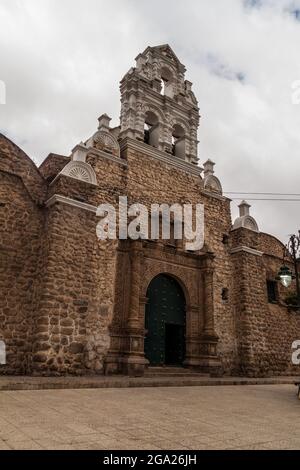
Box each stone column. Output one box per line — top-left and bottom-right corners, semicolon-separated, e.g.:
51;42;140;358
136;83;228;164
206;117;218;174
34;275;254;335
199;254;222;375
139;295;150;367
183;305;201;368
135;99;146;142
161;110;173;154
128;243;142;328
189;119;199;164
203;257;215;336
120;241;147;376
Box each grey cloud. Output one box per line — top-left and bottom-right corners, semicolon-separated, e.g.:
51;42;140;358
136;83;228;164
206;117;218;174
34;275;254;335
204;54;246;82
0;0;299;242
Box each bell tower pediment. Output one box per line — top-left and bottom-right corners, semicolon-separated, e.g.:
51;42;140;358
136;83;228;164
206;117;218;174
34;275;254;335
139;44;186;73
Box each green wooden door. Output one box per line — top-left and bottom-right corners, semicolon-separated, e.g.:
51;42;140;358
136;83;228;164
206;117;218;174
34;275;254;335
145;274;186;366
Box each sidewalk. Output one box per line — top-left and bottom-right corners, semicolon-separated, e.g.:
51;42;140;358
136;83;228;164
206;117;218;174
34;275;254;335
0;374;298;391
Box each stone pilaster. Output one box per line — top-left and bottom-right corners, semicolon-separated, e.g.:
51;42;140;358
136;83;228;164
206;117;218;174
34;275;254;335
183;305;201;368
199;254;222;374
119;242;147;376
230;228;268;377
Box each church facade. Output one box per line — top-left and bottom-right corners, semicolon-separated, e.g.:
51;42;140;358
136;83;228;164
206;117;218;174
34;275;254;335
0;45;299;377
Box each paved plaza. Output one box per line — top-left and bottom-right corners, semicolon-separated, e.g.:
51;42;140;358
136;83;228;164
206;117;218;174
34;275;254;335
0;384;299;450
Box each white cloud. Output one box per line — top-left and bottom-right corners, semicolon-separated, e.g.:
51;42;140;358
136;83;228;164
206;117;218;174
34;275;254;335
0;0;300;241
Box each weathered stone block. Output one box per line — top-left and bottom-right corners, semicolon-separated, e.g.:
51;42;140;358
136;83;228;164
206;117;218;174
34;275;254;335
69;342;84;354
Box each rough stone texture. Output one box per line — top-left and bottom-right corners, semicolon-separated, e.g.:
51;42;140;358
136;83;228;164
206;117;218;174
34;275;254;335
39;153;70;184
1;133;298;377
0;134;46;204
30;202;118;376
230;228;299;377
0;137;46;374
0;45;299;377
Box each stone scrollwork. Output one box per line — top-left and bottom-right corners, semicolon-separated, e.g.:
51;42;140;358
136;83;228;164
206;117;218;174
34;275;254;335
243;216;259;232
92;131;120;158
60;161;97;185
204;175;223;195
232;200;259;232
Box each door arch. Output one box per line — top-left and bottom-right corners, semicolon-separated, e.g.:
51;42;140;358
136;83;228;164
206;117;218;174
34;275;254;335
145;274;186;366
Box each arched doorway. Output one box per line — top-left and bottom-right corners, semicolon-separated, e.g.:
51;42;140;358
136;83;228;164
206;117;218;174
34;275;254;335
145;274;186;366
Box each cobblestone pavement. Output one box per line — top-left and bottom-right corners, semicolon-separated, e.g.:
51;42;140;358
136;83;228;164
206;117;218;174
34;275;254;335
0;385;299;450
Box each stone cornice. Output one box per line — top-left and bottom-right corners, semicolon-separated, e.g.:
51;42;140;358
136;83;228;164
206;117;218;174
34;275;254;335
49;148;127;187
201;189;229;202
49;171;98;188
87;148;128;167
122;82;199;116
45;194;97;213
120;138;203;177
230;246;264;257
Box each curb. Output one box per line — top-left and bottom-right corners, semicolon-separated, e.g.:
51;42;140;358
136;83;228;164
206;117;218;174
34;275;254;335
0;376;298;391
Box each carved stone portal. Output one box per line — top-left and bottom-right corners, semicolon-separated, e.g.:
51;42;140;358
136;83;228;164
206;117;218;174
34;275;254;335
104;240;221;376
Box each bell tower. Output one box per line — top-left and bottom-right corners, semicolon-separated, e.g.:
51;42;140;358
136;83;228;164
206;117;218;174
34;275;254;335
119;44;200;165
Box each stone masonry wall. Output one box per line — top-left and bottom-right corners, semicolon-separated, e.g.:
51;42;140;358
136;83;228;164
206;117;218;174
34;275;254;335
0;134;46;204
0;171;44;374
45;146;238;375
29;155;125;375
0;135;46;375
31;201;118;375
230;228;300;376
1;131;299;377
122;147;238;374
39;153;70;183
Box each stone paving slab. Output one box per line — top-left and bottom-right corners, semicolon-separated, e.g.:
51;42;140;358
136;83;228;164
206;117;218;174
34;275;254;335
0;385;299;450
0;374;298;391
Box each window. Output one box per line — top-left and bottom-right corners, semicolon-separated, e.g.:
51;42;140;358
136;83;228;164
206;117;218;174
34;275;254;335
222;288;229;301
222;234;229;245
267;280;277;303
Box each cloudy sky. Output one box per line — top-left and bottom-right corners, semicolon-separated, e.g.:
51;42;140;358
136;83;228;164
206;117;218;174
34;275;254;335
0;0;300;242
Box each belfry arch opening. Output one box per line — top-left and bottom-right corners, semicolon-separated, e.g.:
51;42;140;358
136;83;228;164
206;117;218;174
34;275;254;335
160;67;174;98
172;124;185;159
144;111;159;148
145;274;186;366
